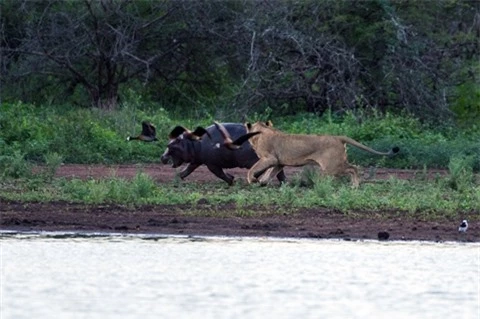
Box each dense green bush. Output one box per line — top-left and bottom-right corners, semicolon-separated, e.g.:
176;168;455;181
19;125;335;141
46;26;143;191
273;111;480;171
1;102;479;173
274;110;457;141
0;102;169;164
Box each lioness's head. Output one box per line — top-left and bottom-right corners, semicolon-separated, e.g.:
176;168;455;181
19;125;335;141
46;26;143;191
244;121;277;148
245;120;274;133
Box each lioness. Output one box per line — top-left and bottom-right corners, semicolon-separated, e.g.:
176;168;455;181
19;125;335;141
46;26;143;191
245;121;399;187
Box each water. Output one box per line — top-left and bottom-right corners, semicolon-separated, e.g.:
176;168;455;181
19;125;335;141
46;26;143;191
1;232;479;319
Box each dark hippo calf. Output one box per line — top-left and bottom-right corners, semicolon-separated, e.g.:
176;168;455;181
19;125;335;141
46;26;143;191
161;123;286;185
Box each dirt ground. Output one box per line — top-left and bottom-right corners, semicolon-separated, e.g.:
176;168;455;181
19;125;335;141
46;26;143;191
1;164;478;242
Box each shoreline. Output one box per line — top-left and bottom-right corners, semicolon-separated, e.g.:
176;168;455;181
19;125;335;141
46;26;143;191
1;200;477;243
1;229;476;245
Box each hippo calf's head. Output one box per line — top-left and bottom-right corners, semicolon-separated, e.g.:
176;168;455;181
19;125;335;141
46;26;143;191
161;125;208;168
161;135;191;168
161;126;190;167
161;147;179;166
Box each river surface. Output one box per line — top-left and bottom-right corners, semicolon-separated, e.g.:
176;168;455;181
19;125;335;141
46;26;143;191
1;232;479;319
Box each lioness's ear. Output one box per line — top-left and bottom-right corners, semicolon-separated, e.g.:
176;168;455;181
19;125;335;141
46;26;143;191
246;123;252;130
266;120;273;127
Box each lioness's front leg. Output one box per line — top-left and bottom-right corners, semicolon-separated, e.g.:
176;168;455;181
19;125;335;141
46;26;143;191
247;158;277;184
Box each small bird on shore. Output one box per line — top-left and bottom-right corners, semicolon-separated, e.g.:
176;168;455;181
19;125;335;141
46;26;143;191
127;121;158;142
458;220;468;233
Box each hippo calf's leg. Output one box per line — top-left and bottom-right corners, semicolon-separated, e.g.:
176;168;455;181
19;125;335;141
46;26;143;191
206;165;234;185
179;163;200;179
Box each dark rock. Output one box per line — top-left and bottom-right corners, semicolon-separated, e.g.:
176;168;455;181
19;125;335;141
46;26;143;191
378;231;390;241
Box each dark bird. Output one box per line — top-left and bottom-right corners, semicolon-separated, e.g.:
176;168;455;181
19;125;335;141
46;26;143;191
458;220;468;233
213;121;260;150
127;121;158;142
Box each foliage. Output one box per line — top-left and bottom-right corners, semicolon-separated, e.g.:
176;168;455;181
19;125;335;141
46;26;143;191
58;172;157;204
274;110;425;139
1;99;479;218
1;1;478;122
1;169;478;215
1;101;478;214
272;111;480;171
450;62;480;126
1;102;479;174
0;150;32;179
0;101;167;164
447;155;476;193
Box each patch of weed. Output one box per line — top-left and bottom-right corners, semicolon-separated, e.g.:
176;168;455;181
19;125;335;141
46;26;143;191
447;155;475;192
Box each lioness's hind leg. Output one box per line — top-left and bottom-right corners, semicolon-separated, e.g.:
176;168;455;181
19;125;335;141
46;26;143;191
258;166;283;185
344;164;359;188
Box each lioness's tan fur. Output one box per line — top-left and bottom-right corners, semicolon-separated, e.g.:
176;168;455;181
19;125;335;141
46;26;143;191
246;121;398;187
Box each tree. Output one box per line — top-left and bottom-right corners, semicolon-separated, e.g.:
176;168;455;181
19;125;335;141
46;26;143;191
2;0;478;122
2;0;184;109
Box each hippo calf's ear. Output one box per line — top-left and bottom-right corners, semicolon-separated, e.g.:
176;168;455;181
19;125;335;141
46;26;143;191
192;126;211;140
169;126;188;139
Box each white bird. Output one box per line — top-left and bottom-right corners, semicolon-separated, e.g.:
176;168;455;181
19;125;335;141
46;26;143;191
458;220;468;233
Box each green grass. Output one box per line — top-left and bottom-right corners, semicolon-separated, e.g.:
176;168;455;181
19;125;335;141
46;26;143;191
1;167;478;216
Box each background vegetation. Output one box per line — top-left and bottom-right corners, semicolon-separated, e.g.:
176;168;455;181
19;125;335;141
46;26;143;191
2;0;479;123
1;1;479;213
1;101;479;173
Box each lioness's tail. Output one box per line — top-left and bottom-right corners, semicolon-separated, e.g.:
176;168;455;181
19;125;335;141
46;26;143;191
338;136;400;156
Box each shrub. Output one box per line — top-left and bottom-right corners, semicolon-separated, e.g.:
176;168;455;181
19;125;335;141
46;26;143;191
42;152;64;182
447;155;475;192
1;102;479;171
0;150;31;179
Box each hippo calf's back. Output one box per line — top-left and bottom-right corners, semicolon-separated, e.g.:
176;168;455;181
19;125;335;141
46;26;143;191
199;124;259;168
